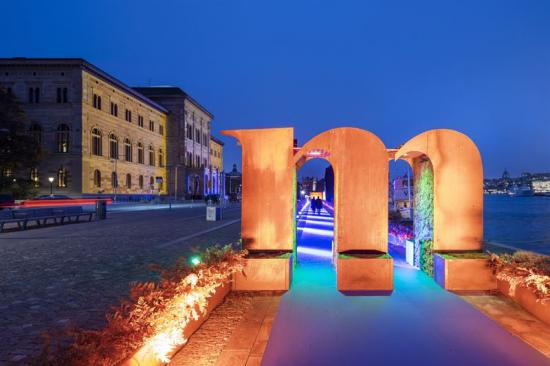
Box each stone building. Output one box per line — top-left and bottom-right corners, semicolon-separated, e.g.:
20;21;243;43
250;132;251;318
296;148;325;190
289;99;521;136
133;87;214;199
209;136;224;196
225;163;242;200
0;58;168;196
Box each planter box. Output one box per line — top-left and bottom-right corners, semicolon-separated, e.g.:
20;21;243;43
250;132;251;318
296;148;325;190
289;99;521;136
124;281;231;366
232;255;292;291
497;278;550;327
434;254;496;291
337;255;393;293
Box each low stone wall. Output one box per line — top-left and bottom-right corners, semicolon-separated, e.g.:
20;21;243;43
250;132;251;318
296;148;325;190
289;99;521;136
497;278;550;327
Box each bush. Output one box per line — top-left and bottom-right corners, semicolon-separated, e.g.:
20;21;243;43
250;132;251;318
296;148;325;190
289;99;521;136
419;240;434;277
490;251;550;302
0;176;39;199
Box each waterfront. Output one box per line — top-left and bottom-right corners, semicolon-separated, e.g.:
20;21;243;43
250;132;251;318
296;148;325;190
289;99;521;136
485;195;550;255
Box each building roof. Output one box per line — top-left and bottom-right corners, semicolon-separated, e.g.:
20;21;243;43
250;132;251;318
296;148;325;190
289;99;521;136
133;86;214;119
210;135;225;146
0;57;169;113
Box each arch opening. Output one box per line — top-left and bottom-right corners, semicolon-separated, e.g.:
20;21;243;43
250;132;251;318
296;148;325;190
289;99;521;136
295;158;335;269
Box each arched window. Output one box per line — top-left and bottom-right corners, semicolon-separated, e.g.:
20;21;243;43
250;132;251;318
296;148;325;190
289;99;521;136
124;138;132;162
92;128;102;156
57;167;67;188
148;145;155;166
158;148;164;167
137;143;144;164
126;173;132;188
139;175;144;189
56;124;70;153
111;171;118;188
29;123;42;144
30;168;39;187
109;134;119;159
93;169;101;187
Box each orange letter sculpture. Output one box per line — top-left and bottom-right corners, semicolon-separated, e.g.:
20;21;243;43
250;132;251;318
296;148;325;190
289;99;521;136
224;127;484;293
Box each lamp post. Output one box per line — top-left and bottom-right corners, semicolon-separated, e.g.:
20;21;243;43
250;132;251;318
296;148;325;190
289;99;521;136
112;158;118;202
48;177;54;196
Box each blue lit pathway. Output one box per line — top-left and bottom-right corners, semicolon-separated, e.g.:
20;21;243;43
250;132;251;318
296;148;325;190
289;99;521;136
262;206;548;365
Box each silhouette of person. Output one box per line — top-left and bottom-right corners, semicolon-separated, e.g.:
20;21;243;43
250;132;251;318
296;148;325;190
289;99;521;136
316;197;323;215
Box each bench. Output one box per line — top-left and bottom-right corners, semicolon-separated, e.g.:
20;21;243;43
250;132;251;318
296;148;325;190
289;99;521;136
0;209;28;232
0;206;95;232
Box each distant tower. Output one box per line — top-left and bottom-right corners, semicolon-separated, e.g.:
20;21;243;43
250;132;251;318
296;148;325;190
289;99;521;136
502;169;510;180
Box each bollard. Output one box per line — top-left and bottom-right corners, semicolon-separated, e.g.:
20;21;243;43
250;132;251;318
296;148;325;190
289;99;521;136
95;199;107;220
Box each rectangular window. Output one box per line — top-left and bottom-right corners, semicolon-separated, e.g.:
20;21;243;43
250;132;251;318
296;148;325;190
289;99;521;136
149;120;154;132
138;115;144;127
56;87;68;103
125;109;132;122
110;102;118;117
93;94;102;110
159;125;164;136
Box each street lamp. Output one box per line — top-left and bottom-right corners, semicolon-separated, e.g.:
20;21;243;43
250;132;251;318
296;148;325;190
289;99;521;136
48;177;54;196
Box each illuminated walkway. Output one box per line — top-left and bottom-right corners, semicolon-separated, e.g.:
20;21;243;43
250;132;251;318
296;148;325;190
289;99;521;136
262;206;549;365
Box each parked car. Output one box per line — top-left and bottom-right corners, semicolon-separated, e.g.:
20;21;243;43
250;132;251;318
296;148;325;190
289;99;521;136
0;194;15;209
34;195;72;200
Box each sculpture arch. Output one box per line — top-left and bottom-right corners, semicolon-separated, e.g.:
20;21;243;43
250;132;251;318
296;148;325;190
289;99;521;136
294;128;388;253
395;129;483;251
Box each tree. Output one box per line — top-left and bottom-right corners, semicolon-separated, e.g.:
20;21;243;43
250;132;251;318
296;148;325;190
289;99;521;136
0;86;41;196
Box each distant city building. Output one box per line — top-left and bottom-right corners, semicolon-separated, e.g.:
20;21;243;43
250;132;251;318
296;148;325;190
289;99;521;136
532;179;550;196
391;175;413;211
484;170;550;196
225;164;242;199
133;86;215;199
0;58;168;196
209;136;224;195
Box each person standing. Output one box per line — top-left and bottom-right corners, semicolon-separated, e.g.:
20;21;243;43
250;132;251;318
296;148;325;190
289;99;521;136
311;196;317;214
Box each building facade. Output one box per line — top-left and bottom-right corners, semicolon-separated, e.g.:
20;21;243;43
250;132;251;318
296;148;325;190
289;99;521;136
208;136;224;196
225;163;242;200
0;58;168;196
133;87;217;199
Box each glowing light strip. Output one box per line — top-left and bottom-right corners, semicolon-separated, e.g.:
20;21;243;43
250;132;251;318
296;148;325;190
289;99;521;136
297;227;334;237
301;215;333;221
297;246;333;258
304;219;334;227
295;201;311;219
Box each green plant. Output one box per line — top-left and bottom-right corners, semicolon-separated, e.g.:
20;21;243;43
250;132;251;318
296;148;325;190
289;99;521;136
419;240;434;277
414;161;433;240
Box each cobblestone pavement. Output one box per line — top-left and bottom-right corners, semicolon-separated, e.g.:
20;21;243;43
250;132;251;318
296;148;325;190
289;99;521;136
0;205;241;364
169;293;256;366
169;293;281;366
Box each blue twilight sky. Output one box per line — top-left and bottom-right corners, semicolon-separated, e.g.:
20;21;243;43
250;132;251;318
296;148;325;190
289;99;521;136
2;0;550;179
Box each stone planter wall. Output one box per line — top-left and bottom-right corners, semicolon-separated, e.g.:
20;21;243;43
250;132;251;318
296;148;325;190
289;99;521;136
337;255;393;293
433;254;496;291
497;278;550;327
124;281;232;366
232;255;293;291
